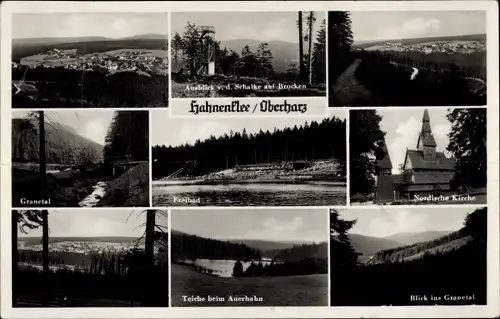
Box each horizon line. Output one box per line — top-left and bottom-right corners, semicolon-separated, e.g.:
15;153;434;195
353;32;486;44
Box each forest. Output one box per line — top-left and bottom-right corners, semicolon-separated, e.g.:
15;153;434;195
12;67;168;108
235;257;328;277
172;231;328;277
12;38;168;61
171;13;326;96
349;108;486;199
13;210;169;307
12;117;103;165
171;231;262;261
328;11;487;106
153;116;346;179
330;208;487;306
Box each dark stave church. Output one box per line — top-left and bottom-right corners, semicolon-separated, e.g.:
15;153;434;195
374;109;455;204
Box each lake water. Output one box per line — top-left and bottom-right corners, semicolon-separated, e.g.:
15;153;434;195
153;183;346;206
178;259;276;277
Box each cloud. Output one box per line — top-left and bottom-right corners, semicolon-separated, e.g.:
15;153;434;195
366;209;430;237
245;216;304;241
377;17;441;40
387;116;420;173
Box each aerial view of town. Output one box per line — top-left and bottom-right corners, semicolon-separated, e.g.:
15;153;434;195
12;13;169;108
360;39;485;54
13;48;168;75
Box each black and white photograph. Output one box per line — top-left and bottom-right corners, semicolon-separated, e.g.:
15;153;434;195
328;11;486;107
330;206;487;306
12;13;169;108
12;110;150;207
151;109;346;206
12;209;169;307
170;208;328;307
170;11;326;98
349;108;486;205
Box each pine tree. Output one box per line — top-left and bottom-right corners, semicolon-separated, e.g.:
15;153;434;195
446;108;486;189
328;11;354;80
349;110;386;197
311;19;326;84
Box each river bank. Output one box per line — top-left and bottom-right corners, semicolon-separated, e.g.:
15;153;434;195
153;178;346;187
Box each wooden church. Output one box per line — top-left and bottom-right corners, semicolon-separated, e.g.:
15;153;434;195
375;109;455;204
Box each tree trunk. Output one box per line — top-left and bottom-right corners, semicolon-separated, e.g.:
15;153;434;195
12;211;18;274
39;111;47;202
42;209;49;306
298;12;305;85
143;210;156;306
307;12;314;85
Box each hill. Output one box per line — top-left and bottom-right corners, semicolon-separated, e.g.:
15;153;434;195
228;239;309;252
12;117;104;164
18;236;140;245
384;230;451;246
372;229;471;263
264;242;328;261
13;36;110;47
220;39;300;73
347;233;402;256
171;230;325;261
354;33;486;48
12;35;168;60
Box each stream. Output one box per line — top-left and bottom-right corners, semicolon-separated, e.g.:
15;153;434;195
78;181;107;207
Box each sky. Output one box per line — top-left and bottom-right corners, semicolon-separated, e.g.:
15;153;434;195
374;108;452;175
12;13;168;39
18;209;168;238
12;110;114;145
172;208;328;243
337;207;473;238
350;11;486;42
152;108;345;147
171;11;326;43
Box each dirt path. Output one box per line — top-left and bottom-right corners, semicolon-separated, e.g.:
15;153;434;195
331;59;382;105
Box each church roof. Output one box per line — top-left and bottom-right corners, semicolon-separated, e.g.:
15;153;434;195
405;149;455;170
417;109;437;147
377;143;393;170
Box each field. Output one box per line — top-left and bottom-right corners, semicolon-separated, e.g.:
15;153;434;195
171;263;328;307
12;38;168;61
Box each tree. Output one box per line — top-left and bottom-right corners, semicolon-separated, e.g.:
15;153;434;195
232;260;244;277
103;111;149;162
306;12;316;85
311;19;326;84
328;11;354;80
256;42;274;78
171;32;184;68
297;12;306;84
463;207;487;242
446;108;486;189
349;110;386;196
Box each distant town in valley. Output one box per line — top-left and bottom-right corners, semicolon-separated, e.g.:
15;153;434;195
13;48;168;75
328;11;487;107
13;210;169;307
11;13;169;108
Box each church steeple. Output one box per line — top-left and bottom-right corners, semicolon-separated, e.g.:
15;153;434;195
417;109;437;160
